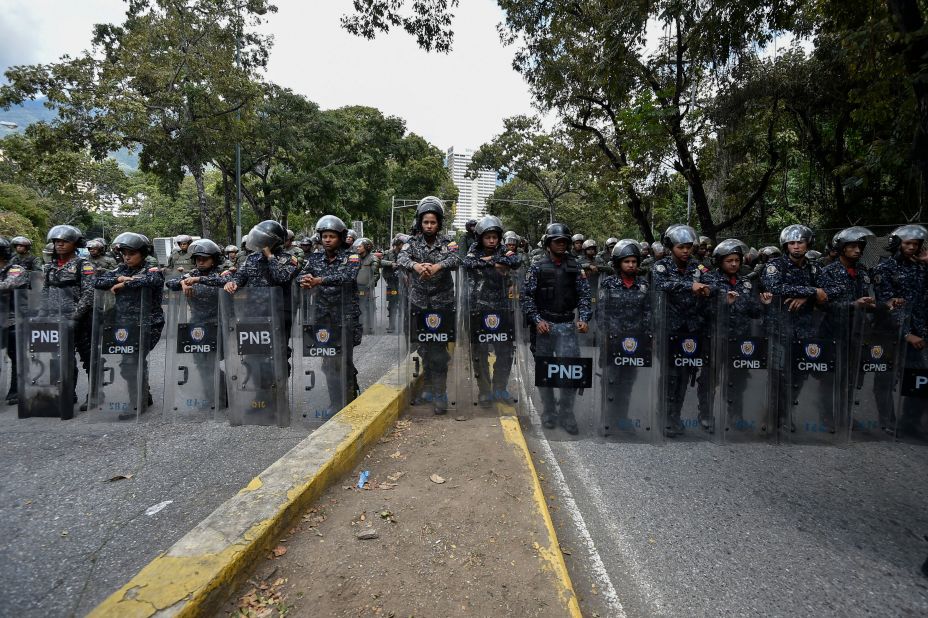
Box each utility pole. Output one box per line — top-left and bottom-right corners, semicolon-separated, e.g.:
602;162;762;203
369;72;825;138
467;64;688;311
234;7;243;246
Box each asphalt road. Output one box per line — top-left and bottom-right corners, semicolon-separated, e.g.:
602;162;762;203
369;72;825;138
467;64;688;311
0;292;400;617
518;362;928;617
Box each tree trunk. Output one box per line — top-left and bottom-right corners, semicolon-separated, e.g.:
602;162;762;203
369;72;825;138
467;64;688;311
191;164;212;238
887;0;928;211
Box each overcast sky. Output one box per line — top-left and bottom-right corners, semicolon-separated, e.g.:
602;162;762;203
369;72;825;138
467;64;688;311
0;0;537;150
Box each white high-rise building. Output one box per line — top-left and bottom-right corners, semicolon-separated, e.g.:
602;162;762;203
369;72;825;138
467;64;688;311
446;147;497;230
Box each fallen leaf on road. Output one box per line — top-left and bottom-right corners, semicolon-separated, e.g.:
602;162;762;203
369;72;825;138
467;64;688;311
430;474;446;484
144;500;173;516
378;483;396;490
272;545;287;557
389;451;406;460
387;471;406;481
106;474;133;482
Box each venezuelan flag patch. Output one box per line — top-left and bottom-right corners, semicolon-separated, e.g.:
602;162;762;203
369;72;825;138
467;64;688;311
81;263;95;275
349;254;360;264
448;241;459;252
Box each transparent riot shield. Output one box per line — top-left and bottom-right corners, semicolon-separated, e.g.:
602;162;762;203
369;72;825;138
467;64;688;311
712;291;775;443
163;289;222;422
847;305;902;440
461;267;520;413
220;286;289;427
404;266;458;415
771;298;851;445
654;291;715;440
15;272;75;419
892;316;928;444
292;282;349;429
596;286;659;442
358;282;377;336
88;288;153;422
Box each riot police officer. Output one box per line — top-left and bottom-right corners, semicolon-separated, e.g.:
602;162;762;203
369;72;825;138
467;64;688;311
522;222;593;433
762;224;829;430
345;229;358;249
87;239;118;272
168;234;196;272
819;227;876;316
705;239;772;427
598;238;618;274
571;233;585;257
380;235;406;333
222;245;239;272
462;219;478;255
598;239;651;431
463;215;521;405
45;225;96;406
283;229;305;266
298;237;314;258
0;237;29;404
10;236;38;271
301;215;364;408
873;224;928;438
93;233;165;418
651;224;714;436
353;237;380;334
397;197;461;414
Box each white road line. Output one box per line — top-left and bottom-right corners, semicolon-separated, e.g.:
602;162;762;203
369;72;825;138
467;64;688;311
518;377;626;617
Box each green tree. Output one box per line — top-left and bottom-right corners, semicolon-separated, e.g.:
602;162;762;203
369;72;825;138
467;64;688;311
1;0;276;237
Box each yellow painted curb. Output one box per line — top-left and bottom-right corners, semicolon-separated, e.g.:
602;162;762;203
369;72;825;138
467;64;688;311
88;362;416;618
500;415;583;618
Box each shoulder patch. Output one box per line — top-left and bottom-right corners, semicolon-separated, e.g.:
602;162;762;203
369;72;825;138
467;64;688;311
639;283;648;292
697;264;708;272
743;281;752;290
148;267;160;273
655;264;666;273
81;263;95;275
8;266;23;275
766;265;777;275
348;254;360;264
863;274;870;284
448;241;459;252
290;256;299;266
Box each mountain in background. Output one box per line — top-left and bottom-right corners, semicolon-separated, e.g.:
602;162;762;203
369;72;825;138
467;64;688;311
0;97;140;172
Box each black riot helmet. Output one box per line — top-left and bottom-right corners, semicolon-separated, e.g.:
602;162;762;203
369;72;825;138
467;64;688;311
189;239;223;261
474;215;503;238
466;219;478;231
0;237;12;260
47;225;86;248
246;220;287;252
112;232;152;256
832;226;875;253
779;224;814;248
887;224;928;253
315;215;348;243
544;222;572;246
415;196;445;229
662;224;698;249
611;239;642;264
712;238;748;266
11;235;31;248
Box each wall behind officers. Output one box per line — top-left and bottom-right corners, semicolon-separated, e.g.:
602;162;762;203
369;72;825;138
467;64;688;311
299;215;363;407
45;225;96;406
522;222;592;434
651;224;713;436
397;196;461;414
0;237;29;405
93;232;165;418
462;215;521;406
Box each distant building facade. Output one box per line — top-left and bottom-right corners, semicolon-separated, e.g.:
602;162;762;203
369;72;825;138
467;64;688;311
446;147;497;230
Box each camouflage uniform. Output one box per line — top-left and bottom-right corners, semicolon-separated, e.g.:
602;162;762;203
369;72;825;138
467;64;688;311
397;234;462;399
283;244;305;267
521;253;593;425
0;263;30;400
11;254;39;271
599;273;651;426
356;252;380;334
651;256;714;427
300;247;362;404
167;249;195;272
873;254;928;432
462;244;521;402
762;254;826;424
90;254;118;272
379;248;402;332
45;255;96;374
